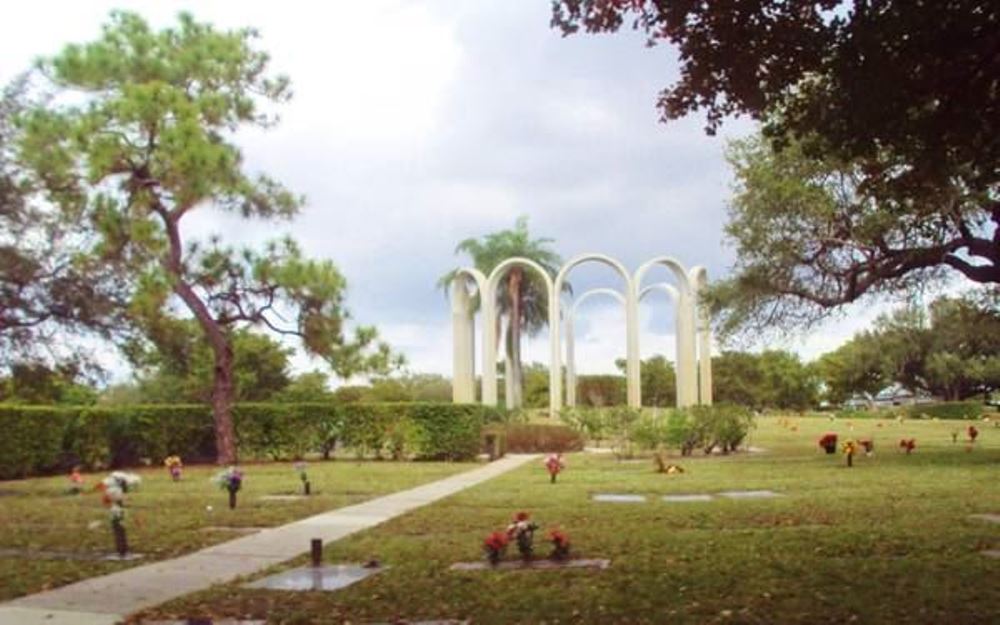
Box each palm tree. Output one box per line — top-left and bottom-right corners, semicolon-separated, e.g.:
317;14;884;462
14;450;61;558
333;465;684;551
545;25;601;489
440;216;565;408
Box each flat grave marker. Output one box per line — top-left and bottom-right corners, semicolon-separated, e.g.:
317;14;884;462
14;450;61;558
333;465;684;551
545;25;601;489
450;558;610;571
243;564;385;592
717;490;782;499
662;494;714;503
592;493;646;503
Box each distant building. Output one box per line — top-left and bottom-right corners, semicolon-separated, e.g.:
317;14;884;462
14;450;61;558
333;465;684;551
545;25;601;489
842;393;873;410
872;384;936;408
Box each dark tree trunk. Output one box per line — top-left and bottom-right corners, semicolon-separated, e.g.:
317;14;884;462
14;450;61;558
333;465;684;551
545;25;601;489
156;205;239;465
508;268;523;408
210;342;238;464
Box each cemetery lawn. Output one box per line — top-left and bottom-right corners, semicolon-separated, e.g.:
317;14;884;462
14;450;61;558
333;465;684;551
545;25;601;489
138;416;999;625
0;460;472;601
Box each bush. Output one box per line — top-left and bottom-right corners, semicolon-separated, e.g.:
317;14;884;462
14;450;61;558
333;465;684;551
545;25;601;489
502;423;584;453
0;402;505;478
575;375;626;407
559;406;609;444
907;401;984;420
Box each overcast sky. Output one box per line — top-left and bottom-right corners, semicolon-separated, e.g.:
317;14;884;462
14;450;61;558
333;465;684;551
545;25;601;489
1;1;896;382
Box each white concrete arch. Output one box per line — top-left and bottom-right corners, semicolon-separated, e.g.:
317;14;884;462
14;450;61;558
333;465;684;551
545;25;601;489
688;265;713;406
483;257;559;417
564;287;627;408
554;254;636;410
449;268;487;403
633;257;697;407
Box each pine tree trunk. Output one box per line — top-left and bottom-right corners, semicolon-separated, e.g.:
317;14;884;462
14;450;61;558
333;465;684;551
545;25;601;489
158;206;238;465
211;342;238;464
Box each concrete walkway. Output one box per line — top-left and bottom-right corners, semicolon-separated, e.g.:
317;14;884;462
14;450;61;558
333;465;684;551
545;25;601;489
0;454;538;625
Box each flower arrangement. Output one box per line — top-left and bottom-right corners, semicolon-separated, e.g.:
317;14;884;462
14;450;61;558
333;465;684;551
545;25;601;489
506;511;539;561
548;529;571;561
858;439;874;456
164;456;183;481
483;530;509;565
294;461;311;495
97;472;141;556
818;433;838;454
899;438;916;454
214;467;243;509
842;440;857;467
544;453;565;484
68;467;85;495
968;425;979;443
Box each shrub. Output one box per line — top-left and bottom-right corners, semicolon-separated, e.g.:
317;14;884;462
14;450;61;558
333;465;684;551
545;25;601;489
559;406;609;444
0;401;503;478
502;423;584;453
575;375;626;407
907;401;984;420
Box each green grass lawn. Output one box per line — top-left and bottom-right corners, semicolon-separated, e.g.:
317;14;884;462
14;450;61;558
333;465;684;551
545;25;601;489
136;416;999;624
0;460;472;601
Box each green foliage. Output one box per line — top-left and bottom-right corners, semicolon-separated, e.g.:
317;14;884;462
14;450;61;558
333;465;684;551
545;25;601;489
0;402;504;477
817;291;1000;403
615;355;676;407
0;363;98;405
559;405;610;444
556;3;1000;335
274;371;332;403
575;375;626;407
16;11;399;462
713;350;818;410
131;323;294;403
906;401;984;421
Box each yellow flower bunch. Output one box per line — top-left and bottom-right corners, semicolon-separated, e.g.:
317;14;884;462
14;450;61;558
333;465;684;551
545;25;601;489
841;440;857;455
164;455;183;468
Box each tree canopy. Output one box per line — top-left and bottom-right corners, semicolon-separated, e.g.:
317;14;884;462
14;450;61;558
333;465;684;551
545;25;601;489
818;290;1000;402
553;1;999;334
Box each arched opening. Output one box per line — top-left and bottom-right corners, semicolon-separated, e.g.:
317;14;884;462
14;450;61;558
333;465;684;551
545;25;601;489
633;257;696;407
483;257;558;416
554;254;635;410
564;287;627;407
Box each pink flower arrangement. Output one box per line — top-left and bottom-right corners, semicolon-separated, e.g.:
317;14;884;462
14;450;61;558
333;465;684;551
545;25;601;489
544;453;565;483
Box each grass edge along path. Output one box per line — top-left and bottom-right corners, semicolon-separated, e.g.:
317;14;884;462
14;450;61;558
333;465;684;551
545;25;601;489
0;454;539;625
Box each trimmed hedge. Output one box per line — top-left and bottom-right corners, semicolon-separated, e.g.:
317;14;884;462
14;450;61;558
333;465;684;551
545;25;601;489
501;423;585;453
0;402;505;479
907;401;985;420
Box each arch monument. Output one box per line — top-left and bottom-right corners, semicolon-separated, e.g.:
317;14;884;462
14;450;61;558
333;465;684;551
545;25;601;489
447;254;712;417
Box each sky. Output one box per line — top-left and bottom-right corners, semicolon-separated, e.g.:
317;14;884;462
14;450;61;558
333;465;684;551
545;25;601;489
0;1;897;383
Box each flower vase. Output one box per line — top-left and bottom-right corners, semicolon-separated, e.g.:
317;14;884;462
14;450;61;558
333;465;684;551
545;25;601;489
550;473;557;484
304;480;311;496
111;519;128;557
228;486;238;510
487;550;501;566
824;445;836;454
846;453;853;468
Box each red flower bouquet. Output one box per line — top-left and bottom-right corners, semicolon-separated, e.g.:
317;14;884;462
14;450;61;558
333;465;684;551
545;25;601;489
548;529;571;561
899;438;916;454
968;425;979;442
483;530;509;565
818;433;838;454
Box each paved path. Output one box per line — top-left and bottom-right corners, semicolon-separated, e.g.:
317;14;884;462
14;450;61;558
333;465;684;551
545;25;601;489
0;454;538;625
